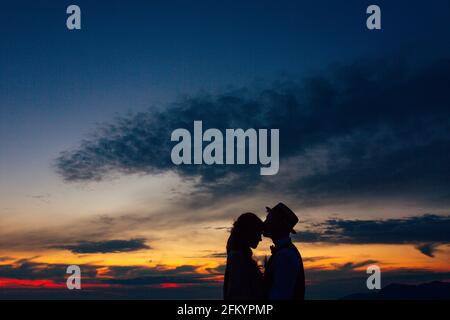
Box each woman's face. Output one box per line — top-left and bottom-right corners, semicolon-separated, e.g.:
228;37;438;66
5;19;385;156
248;228;263;249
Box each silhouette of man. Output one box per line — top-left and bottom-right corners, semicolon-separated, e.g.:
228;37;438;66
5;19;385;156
263;202;305;300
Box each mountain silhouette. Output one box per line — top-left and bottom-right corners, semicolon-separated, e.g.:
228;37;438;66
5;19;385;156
342;281;450;300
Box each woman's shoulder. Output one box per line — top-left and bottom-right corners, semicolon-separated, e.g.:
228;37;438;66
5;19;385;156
227;250;246;260
228;251;261;272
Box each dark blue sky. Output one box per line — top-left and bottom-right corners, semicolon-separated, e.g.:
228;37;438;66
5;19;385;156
1;1;450;300
1;0;450;181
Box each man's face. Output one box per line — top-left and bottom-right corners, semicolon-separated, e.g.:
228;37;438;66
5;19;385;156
263;211;275;238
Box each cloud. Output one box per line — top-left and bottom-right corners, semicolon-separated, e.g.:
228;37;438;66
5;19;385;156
0;256;14;262
0;259;96;281
415;243;440;258
26;193;51;204
54;57;450;207
52;238;150;254
206;252;227;258
332;260;379;272
293;214;450;257
302;256;333;263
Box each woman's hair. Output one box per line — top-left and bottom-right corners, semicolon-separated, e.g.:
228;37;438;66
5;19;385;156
226;212;263;255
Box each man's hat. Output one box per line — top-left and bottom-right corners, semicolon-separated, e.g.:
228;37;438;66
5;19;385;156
265;202;298;234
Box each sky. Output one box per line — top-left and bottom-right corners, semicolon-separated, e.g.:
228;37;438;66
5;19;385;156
1;0;450;299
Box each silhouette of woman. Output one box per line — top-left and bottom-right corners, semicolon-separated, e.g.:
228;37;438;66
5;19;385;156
223;212;264;300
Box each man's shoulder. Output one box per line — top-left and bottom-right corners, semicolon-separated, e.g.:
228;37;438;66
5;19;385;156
273;246;300;266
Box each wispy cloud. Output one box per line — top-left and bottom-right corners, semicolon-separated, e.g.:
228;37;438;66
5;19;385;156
332;260;379;271
52;238;150;254
415;243;440;258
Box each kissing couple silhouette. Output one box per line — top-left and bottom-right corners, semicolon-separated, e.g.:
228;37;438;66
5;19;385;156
223;202;305;300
